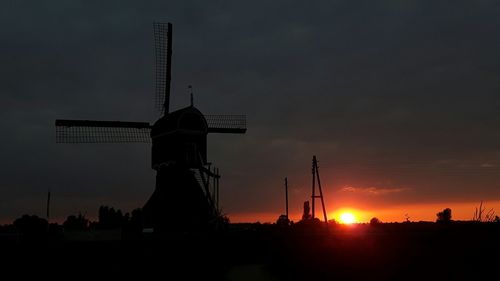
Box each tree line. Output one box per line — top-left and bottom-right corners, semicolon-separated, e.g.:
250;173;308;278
0;205;145;239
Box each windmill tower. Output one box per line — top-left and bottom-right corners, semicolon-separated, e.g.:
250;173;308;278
55;22;247;233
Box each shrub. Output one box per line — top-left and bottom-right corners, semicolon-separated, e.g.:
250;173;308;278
370;217;381;225
436;208;452;223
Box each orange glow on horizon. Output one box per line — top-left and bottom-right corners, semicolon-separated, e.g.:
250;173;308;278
226;200;500;224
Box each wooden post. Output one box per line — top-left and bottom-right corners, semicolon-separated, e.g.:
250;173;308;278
315;160;328;223
46;190;51;221
212;167;216;207
311;156;316;219
285;177;289;219
216;168;220;211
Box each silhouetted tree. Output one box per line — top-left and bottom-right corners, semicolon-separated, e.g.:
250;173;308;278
211;212;231;231
370;217;381;225
436;208;452;223
13;214;48;236
47;222;64;240
122;208;144;239
220;214;230;225
276;214;290;227
129;208;143;227
98;205;127;229
63;213;89;230
0;223;16;234
124;212;130;222
327;218;338;225
404;213;411;223
128;208;144;230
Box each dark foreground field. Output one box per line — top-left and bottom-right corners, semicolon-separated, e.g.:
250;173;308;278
1;222;499;280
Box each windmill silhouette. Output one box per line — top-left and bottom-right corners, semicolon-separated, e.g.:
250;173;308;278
55;22;246;233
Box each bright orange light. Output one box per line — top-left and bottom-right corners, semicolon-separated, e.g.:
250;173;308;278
339;212;356;224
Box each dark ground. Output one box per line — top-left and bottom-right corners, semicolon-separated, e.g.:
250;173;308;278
1;222;499;280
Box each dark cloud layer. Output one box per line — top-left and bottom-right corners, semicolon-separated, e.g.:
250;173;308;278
2;0;500;222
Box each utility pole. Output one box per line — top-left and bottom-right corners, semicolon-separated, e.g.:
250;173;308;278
46;189;51;221
216;168;220;211
312;158;316;219
311;155;328;223
285;177;289;220
212;166;216;208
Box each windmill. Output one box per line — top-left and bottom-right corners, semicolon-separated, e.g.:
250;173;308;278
55;22;247;233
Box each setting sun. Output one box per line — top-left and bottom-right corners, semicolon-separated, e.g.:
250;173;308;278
340;212;356;224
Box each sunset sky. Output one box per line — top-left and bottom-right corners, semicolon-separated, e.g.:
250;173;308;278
2;1;500;224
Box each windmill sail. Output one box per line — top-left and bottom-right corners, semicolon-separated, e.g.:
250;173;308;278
205;114;247;134
55;119;151;143
154;22;172;115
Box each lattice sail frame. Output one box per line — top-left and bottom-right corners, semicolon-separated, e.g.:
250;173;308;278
205;114;247;134
55;114;246;143
154;22;172;115
55;120;151;143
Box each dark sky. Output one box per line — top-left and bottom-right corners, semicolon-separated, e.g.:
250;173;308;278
2;0;500;223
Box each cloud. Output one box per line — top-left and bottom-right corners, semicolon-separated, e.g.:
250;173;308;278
340;186;411;196
3;0;500;223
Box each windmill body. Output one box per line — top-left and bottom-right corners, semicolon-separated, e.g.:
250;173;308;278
144;105;211;232
151;106;208;169
55;22;246;233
